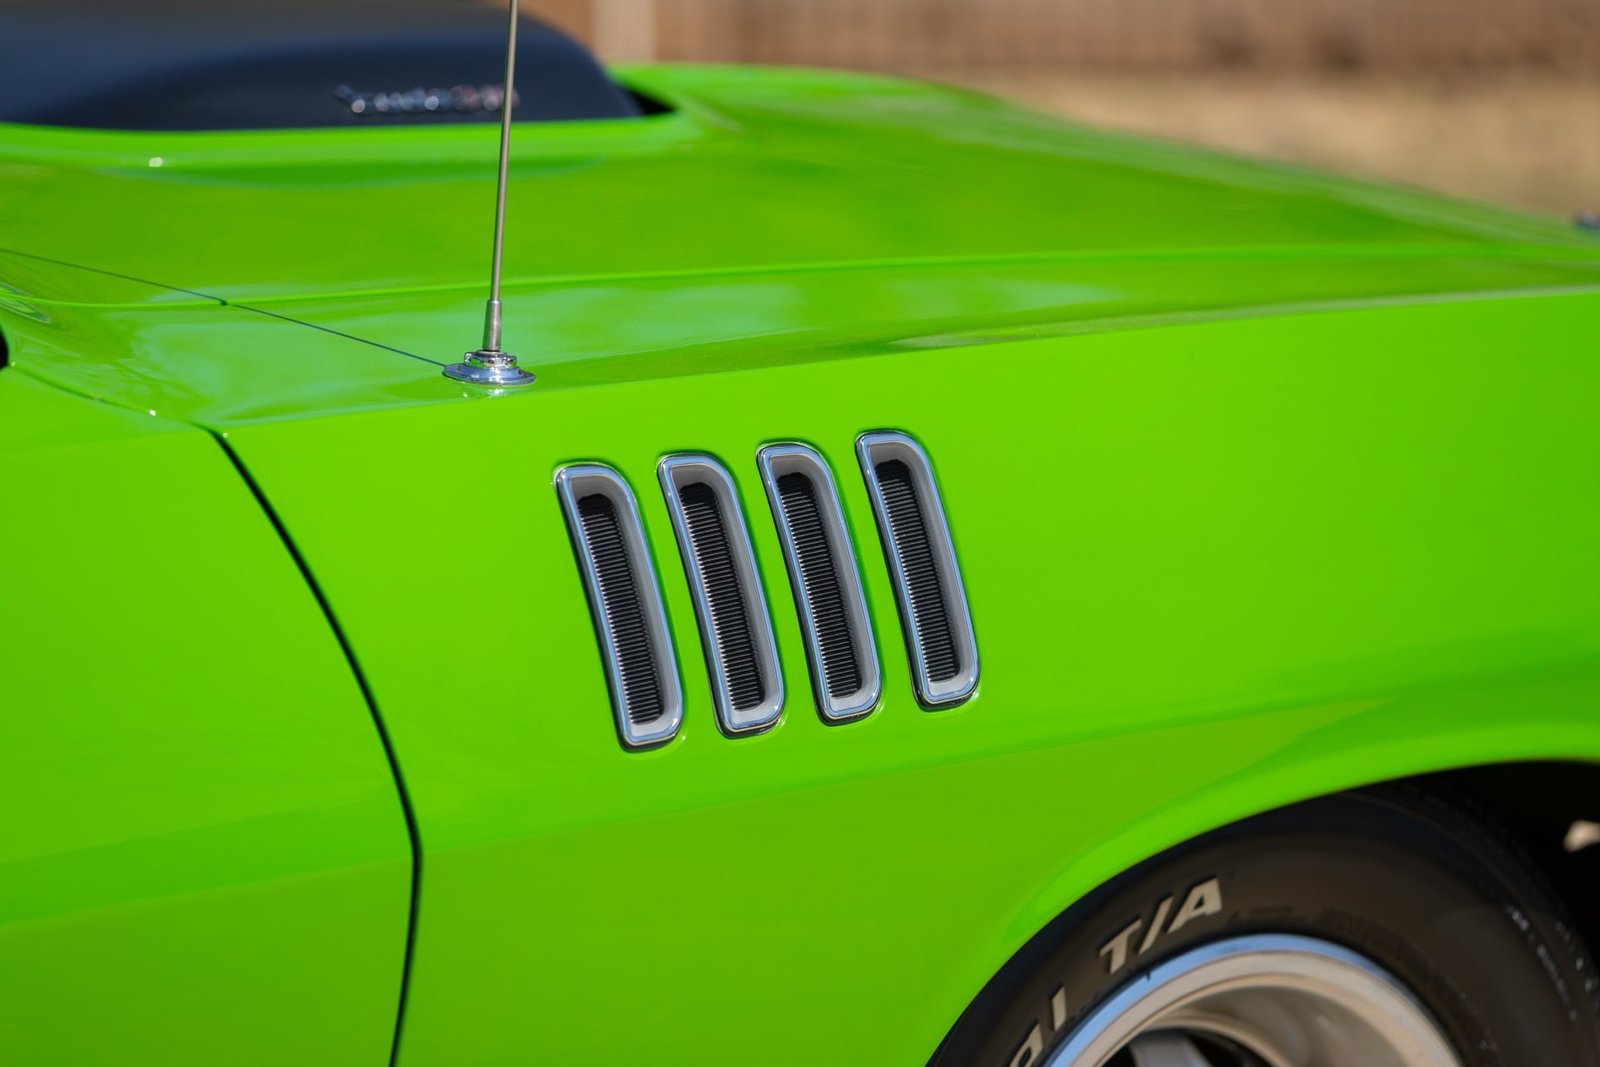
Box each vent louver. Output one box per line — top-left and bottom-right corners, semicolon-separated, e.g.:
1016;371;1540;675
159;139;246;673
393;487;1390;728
660;455;784;735
556;465;683;748
857;432;978;708
758;444;881;722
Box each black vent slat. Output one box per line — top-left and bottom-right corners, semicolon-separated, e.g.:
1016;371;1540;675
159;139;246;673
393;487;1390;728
759;443;880;722
875;459;961;683
661;454;784;734
576;493;665;725
558;464;681;749
776;472;862;698
678;481;767;712
858;433;977;708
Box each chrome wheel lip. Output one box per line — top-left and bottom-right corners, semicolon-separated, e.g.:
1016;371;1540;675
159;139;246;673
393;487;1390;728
1045;934;1463;1067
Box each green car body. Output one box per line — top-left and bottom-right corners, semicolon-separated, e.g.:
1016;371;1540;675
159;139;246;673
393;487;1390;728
3;62;1600;1065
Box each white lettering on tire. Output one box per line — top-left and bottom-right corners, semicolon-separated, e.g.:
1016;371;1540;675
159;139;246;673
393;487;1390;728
1167;877;1222;934
1007;1022;1044;1067
1097;878;1223;975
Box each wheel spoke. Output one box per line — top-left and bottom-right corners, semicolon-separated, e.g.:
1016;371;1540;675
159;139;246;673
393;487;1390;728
1127;1032;1215;1067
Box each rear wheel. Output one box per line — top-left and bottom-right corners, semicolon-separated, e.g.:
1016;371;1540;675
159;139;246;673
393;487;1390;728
936;787;1600;1067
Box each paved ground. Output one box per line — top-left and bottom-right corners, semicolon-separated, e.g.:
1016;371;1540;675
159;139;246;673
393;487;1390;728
938;69;1600;220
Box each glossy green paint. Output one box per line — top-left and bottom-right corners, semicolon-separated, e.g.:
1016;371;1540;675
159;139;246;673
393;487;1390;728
4;63;1600;1065
228;290;1600;1064
3;66;1598;426
0;371;413;1063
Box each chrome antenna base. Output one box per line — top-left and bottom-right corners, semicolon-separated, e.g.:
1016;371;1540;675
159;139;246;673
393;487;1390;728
449;1;537;390
443;348;537;387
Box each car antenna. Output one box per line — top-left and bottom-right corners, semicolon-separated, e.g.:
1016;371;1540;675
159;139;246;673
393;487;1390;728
445;0;537;387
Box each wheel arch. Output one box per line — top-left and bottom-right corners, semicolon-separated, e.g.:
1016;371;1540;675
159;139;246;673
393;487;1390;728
930;754;1600;1065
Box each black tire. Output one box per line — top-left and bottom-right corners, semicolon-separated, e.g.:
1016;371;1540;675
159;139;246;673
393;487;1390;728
933;786;1600;1066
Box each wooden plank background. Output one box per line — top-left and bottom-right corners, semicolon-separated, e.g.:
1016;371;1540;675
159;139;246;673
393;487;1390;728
537;0;1600;70
528;0;1599;215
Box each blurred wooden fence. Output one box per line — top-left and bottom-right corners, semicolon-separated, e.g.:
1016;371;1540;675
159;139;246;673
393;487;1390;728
535;0;1600;70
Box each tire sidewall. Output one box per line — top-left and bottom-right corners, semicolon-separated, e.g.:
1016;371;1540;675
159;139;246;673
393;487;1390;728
947;789;1600;1067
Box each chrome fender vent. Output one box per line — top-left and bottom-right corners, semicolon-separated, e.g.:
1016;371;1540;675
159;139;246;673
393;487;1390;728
758;444;881;722
555;465;683;749
659;455;785;735
857;432;978;708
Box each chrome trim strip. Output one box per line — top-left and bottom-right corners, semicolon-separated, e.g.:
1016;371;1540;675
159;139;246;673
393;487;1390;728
856;431;979;708
757;443;881;722
555;464;683;749
659;453;785;735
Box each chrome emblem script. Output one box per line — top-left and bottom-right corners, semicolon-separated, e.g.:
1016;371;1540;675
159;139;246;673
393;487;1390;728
335;84;520;116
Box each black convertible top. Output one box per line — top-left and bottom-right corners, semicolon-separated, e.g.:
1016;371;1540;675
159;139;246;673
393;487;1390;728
0;0;643;130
